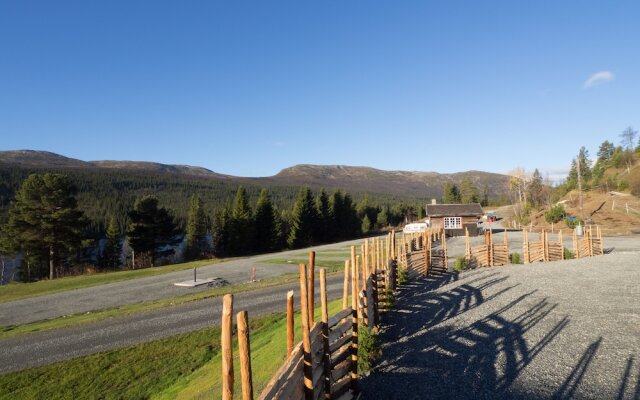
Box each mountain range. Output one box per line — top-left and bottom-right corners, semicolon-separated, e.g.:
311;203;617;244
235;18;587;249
0;150;510;199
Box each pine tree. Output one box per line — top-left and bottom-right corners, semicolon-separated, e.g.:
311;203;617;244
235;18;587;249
1;173;87;280
254;189;277;253
443;183;461;203
361;214;371;233
101;216;122;269
229;186;254;255
288;187;318;248
127;196;181;267
527;169;544;208
315;189;330;243
212;202;232;258
481;185;489;206
597;140;615;164
185;194;209;260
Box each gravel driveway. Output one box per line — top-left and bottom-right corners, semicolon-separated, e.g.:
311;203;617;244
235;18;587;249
360;248;640;399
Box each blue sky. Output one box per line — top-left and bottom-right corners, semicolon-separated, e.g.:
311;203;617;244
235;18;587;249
1;1;638;180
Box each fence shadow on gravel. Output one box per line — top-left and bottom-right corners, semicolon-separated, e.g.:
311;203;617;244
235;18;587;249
360;277;571;399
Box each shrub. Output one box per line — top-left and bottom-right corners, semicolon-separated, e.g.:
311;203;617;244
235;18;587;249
510;252;522;264
565;217;583;229
384;288;396;309
618;180;629;191
358;327;381;374
398;267;409;285
544;205;566;224
564;248;574;259
453;256;469;272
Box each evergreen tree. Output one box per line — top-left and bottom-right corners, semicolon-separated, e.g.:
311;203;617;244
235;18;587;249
597;140;615;164
127;196;181;267
212;202;232;258
315;189;330;243
443;183;461;203
288;187;318;248
459;178;480;204
1;173;87;280
254;189;277;253
481;185;489;207
101;216;122;269
184;194;209;260
361;214;371;233
527;169;544;208
229;186;254;255
567;147;592;190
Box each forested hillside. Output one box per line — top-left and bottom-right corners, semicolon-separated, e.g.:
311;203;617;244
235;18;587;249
0;150;510;232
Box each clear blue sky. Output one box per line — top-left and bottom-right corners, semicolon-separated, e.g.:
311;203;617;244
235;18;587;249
1;1;638;180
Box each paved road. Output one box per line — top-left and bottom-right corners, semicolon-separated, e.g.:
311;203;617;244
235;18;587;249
0;238;363;326
0;274;344;374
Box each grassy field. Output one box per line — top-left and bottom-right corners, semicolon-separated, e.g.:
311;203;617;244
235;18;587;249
0;299;344;400
0;259;228;304
262;258;346;272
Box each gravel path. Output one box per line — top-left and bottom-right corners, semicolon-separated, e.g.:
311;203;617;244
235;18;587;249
0;238;364;326
360;247;640;399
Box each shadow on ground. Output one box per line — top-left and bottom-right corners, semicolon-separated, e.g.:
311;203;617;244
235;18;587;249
360;272;571;399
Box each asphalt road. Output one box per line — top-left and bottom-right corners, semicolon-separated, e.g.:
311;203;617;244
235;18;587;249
0;238;364;326
0;274;345;374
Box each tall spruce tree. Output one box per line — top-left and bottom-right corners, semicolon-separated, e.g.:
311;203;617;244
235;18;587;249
443;183;461;203
185;194;209;260
229;186;254;255
254;189;277;253
127;196;181;267
459;178;480;204
101;216;122;269
315;189;330;243
212;202;232;258
527;169;544;208
288;187;318;248
1;173;87;280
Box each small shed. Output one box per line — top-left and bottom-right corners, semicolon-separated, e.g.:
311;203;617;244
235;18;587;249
425;203;484;237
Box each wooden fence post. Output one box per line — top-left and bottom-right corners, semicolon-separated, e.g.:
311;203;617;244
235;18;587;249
559;230;564;260
287;290;294;356
299;264;313;400
350;256;359;394
308;252;315;326
237;310;254;400
320;269;331;399
343;260;350;310
366;274;377;331
221;294;234;400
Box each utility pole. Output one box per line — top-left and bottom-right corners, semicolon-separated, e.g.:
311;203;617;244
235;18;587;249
577;156;584;220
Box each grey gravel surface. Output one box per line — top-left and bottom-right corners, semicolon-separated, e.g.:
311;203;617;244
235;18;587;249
0;274;344;374
360;248;640;400
0;238;365;326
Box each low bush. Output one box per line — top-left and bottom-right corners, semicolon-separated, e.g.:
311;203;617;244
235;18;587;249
510;252;522;264
358;327;381;374
565;217;583;229
544;204;566;224
398;267;409;286
453;256;469;272
564;247;574;259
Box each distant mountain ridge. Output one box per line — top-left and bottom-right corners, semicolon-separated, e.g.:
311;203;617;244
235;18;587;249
0;150;510;198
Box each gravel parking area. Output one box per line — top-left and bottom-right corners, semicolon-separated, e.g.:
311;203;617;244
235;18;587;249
360;247;640;399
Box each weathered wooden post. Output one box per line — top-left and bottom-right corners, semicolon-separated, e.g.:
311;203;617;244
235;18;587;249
350;256;359;394
504;228;509;264
298;264;313;400
308;251;315;325
237;310;253;400
221;294;234;400
559;230;564;260
342;260;350;309
366;274;377;330
320;269;331;399
287;290;294;356
523;229;530;264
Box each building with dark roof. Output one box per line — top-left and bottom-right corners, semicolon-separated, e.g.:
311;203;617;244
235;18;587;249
425;202;484;236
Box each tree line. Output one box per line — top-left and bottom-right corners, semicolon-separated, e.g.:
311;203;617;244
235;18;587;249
0;173;424;282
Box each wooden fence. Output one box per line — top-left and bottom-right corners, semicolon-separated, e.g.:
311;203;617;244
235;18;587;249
572;226;604;258
402;228;448;277
220;232;399;400
465;229;509;268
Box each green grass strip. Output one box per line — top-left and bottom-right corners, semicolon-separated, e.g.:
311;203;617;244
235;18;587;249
0;259;230;304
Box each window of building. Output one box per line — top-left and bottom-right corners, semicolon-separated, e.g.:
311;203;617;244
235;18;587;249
443;217;461;229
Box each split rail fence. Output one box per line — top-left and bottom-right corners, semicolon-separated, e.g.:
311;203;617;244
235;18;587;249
219;231;402;400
